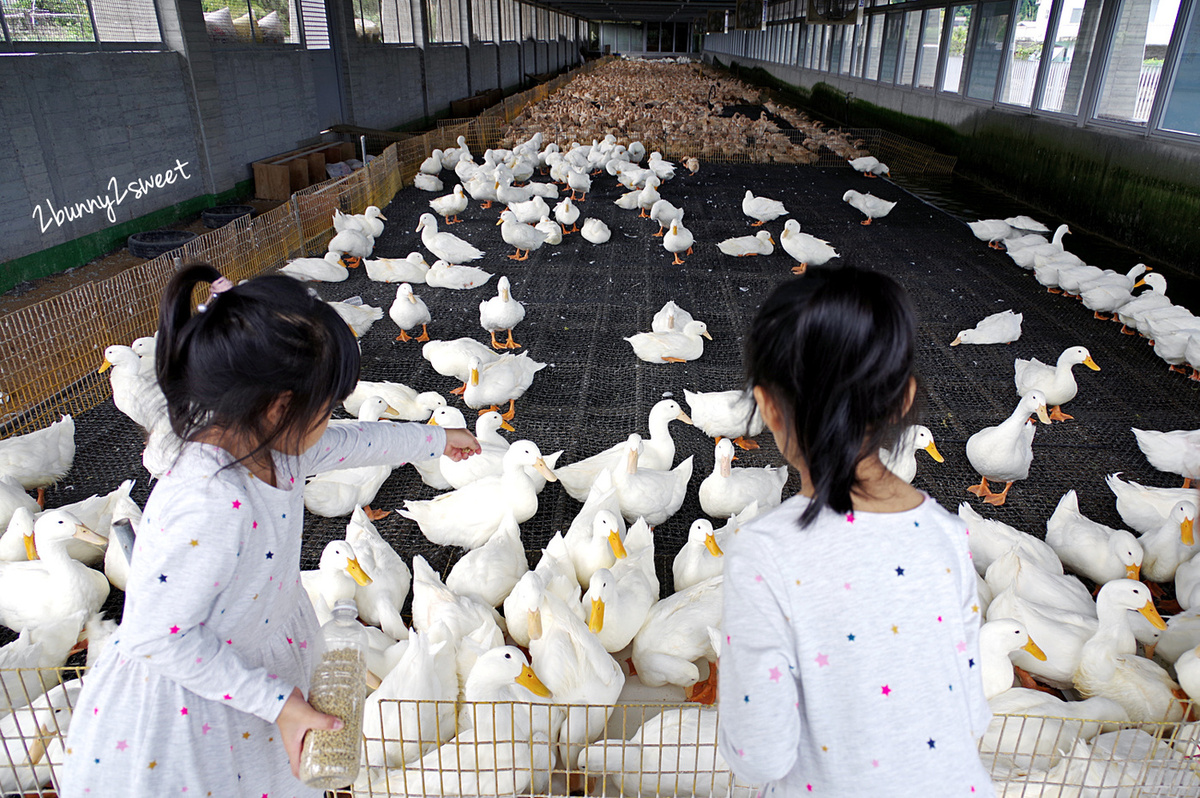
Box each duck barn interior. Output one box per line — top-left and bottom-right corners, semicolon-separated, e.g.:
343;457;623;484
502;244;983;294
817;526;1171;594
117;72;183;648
1;0;1200;795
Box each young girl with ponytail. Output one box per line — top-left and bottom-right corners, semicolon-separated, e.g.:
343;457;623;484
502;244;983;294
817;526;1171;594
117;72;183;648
717;268;994;797
61;264;479;797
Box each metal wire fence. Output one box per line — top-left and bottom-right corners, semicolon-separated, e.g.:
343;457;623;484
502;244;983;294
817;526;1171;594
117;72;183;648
4;667;1198;797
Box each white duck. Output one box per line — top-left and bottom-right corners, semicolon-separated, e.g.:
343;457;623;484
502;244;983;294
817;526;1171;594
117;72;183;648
389;283;431;342
461;353;545;421
426;259;493;290
414;172;443;192
582;551;657;654
951;310;1023;346
528;589;625;768
437;408;511;488
566;166;591;201
365;252;430;284
1005;215;1050;233
985;550;1097;619
328;297;384;337
422;338;499;394
842;189;896;224
409;555;504;672
609;434;693;527
632;575;723;701
879;424;944;484
564;508;626;593
1079;264;1150;318
1013;346;1100;422
968;219;1014;249
304;397;399;519
100;345;167;432
0;477;41;548
980;618;1048;700
848;155;889;177
626;320;711;364
1008;224;1069;269
649;198;683;237
279;251;348;282
635;175;661;217
672;516;732;593
684;388;764;450
579;706;742;797
562;471;626;585
662;219;694;264
1046;490;1144;585
699;437;787;519
420;149;444;175
429;184;468;225
1177;554;1200;611
504;537;586;649
1073;579;1184;723
779;219;839;275
507;195;549;225
741;190;787;226
717;230;774;257
958;503;1063;575
301;539;372;626
965;391;1051;506
1116;272;1171;332
0;610;85;712
581;218;610;244
554;196;580;233
651;300;694;332
345;507;411;640
1132;427;1200;488
416;213;484;263
445;510;528;608
534;215;562;245
0;680;82;794
1138;501;1197;583
399;441;556;549
0;509;109;633
985;585;1097;688
555;399;693;502
361;628;457;768
479;275;526;350
344;380;444;421
497;209;547;261
327;227;373;266
1105;472;1198;535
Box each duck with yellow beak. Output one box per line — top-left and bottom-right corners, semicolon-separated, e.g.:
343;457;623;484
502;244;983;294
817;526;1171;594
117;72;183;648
0;509;110;633
479;276;526;350
1073;579;1188;723
1013;345;1101;422
879;424;944;484
400;441;557;549
1046;490;1144;585
461;353;546;423
300;540;372;625
1139;501;1197;583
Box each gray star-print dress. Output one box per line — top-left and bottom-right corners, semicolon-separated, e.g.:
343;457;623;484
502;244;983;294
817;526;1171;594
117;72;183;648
717;493;995;797
60;421;445;798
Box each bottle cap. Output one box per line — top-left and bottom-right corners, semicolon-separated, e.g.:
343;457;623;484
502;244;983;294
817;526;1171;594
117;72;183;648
331;598;358;615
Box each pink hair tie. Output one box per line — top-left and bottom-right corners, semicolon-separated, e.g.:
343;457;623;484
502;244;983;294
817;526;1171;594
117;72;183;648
198;276;235;312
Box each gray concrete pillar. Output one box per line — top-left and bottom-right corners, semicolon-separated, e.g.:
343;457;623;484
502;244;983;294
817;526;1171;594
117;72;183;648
1095;0;1152;119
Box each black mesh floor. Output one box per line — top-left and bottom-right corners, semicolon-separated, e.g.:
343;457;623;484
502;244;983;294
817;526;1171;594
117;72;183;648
21;161;1200;645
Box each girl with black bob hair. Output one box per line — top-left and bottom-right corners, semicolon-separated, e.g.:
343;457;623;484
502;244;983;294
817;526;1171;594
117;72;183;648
718;267;995;797
62;264;480;798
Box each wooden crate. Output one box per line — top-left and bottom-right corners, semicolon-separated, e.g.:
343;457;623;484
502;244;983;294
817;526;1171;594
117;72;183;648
252;142;356;201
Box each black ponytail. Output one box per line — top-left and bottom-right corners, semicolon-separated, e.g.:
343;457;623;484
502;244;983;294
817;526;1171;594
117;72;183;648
156;263;360;468
744;267;918;527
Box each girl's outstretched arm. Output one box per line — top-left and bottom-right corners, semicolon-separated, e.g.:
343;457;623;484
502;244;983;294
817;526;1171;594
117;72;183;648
301;420;449;476
717;532;801;784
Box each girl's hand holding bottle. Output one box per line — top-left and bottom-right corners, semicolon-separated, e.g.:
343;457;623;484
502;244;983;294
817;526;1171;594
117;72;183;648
443;428;482;461
278;687;344;779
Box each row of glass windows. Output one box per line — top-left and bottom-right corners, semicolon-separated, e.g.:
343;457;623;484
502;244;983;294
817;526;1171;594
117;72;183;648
705;0;1200;138
591;20;698;53
0;0;585;48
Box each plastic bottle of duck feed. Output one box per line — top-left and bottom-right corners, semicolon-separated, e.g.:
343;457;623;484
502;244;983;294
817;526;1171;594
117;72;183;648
298;598;368;789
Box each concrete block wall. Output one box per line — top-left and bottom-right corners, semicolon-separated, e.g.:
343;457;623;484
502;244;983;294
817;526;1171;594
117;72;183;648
469;44;501;94
424;46;471;116
209;48;322;189
0;51;202;262
344;45;426;130
499;44;522;90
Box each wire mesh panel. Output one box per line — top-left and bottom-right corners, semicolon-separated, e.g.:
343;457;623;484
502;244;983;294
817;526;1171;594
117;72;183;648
0;666;87;797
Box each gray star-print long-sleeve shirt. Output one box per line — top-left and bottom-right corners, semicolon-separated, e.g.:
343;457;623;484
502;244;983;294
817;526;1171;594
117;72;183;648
717;492;995;797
